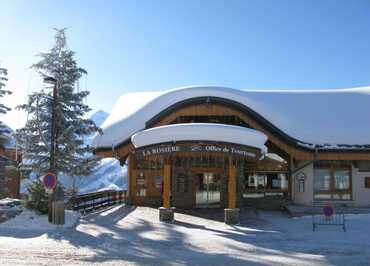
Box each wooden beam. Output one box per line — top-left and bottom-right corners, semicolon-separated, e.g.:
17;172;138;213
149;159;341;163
228;158;237;209
163;164;171;208
127;154;133;201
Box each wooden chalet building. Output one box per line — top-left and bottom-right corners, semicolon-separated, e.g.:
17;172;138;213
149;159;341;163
0;133;20;199
93;86;370;222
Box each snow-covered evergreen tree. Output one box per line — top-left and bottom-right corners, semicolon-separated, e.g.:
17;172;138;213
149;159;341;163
16;29;100;179
25;179;49;214
0;65;11;198
0;66;11;147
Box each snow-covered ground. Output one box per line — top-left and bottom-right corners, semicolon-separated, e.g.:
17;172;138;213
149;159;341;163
1;206;370;265
0;198;22;210
0;208;80;231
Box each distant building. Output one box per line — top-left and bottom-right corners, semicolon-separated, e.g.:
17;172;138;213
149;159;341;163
0;131;20;199
93;86;370;209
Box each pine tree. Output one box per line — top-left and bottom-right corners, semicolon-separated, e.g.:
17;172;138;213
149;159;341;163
0;65;11;198
0;66;11;146
16;29;100;182
25;179;49;214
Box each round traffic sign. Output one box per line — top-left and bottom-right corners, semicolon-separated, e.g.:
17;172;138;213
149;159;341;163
43;172;58;190
323;204;333;217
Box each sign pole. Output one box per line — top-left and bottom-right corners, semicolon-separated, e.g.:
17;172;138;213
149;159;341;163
44;172;58;222
48;79;58;223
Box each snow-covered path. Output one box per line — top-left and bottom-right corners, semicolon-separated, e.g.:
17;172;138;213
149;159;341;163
0;205;370;265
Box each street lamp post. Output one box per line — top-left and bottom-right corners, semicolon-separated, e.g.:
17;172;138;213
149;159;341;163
44;76;58;223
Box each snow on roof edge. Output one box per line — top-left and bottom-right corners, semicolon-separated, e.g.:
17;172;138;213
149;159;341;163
131;123;268;153
93;85;370;149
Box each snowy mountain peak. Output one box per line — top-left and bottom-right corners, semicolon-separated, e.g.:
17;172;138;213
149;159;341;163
1;123;15;148
90;110;109;127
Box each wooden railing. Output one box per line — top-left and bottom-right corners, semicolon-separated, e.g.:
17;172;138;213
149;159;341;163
70;190;126;213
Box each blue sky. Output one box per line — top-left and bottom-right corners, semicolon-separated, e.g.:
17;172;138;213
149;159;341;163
2;0;370;128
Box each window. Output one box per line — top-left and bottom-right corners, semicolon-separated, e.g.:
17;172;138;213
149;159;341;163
365;177;370;188
356;161;370;172
176;173;189;193
296;172;306;193
314;163;352;200
136;172;146;196
314;169;331;192
334;170;350;190
299;179;305;193
171;115;250;128
154;176;163;189
243;172;288;198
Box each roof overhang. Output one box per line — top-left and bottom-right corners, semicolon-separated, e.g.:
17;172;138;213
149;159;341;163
131;123;268;153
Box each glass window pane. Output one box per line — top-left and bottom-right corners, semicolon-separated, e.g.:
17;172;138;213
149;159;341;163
332;193;351;200
298;179;305;192
314;193;331;200
314;169;331;191
334;170;350;190
136;172;146;196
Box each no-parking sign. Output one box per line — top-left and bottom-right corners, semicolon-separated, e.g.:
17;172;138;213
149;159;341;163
43;172;57;191
323;204;334;217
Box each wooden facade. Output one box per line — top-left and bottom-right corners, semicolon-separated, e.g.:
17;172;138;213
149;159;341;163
0;147;20;199
95;99;370;209
127;141;264;208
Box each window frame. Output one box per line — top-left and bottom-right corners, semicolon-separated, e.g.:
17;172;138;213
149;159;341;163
313;163;352;201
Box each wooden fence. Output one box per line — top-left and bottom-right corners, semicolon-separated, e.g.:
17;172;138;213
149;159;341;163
70;190;126;213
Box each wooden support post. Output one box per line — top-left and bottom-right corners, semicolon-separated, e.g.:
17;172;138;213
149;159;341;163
288;155;294;200
228;158;237;209
225;157;239;224
127;154;133;203
163;163;171;208
160;162;175;222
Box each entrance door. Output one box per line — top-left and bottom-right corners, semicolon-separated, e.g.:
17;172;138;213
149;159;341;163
172;167;195;208
195;173;221;207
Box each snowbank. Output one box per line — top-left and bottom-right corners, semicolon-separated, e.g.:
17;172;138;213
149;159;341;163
93;85;370;148
131;123;268;152
0;198;22;211
0;209;80;230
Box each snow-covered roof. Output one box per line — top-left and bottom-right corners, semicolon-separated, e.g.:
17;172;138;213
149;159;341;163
131;123;268;153
93;86;370;149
